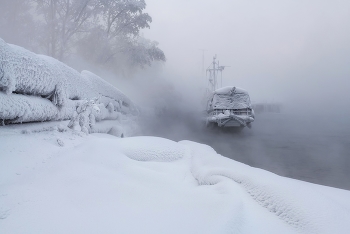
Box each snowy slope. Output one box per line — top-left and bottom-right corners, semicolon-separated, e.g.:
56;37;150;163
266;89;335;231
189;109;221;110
0;38;137;126
1;126;349;234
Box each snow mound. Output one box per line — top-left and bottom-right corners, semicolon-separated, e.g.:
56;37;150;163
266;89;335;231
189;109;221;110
1;130;350;233
119;136;186;161
181;140;350;234
0;38;137;129
0;41;72;106
0;92;76;124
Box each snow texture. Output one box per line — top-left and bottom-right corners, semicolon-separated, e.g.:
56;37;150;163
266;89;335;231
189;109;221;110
0;39;68;106
0;38;137;126
210;86;252;110
214;86;248;95
0;92;77;124
118;136;186;162
1;128;350;234
181;140;350;234
80;70;137;115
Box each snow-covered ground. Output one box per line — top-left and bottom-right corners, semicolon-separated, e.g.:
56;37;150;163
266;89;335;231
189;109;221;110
1;38;350;234
1;124;350;234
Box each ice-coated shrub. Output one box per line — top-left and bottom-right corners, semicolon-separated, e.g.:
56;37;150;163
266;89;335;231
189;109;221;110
0;38;138;125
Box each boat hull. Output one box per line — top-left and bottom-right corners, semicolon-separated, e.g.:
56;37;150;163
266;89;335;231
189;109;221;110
206;114;254;128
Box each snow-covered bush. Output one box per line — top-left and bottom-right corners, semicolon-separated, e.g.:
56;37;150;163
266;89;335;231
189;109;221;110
0;92;76;125
67;99;101;134
0;38;138;127
80;70;137;114
107;102;114;113
0;39;74;106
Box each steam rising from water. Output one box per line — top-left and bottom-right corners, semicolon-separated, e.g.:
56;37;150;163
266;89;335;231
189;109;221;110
1;0;349;190
133;75;350;190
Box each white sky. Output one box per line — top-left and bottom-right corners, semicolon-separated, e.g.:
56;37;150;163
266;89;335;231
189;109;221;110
142;0;350;108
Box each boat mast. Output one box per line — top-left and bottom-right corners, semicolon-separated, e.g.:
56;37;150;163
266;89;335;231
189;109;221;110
206;55;228;92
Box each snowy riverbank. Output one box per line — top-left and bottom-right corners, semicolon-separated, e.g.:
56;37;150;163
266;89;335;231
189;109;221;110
1;124;350;234
1;37;350;234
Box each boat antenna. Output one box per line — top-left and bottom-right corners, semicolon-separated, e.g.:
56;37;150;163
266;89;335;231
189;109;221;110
206;55;229;92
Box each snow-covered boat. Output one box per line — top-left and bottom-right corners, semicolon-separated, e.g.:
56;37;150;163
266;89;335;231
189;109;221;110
206;86;255;128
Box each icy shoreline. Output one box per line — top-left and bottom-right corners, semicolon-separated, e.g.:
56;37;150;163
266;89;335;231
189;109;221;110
1;37;350;234
1;127;349;234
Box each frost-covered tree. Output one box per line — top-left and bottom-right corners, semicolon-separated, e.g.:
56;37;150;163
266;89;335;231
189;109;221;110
77;29;165;71
123;36;166;68
35;0;96;60
33;0;165;68
76;0;165;70
0;0;165;69
0;0;37;50
97;0;151;38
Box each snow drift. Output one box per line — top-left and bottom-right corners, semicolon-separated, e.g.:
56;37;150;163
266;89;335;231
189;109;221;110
0;126;349;234
0;38;137;129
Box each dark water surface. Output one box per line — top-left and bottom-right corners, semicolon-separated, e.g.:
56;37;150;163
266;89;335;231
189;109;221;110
139;112;350;190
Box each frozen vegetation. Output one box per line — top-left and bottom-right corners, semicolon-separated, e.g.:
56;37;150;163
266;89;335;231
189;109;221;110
0;38;137;135
1;39;350;234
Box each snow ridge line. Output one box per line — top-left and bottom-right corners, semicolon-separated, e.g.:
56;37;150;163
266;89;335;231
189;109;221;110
118;137;186;162
198;170;311;233
185;145;246;234
183;141;315;234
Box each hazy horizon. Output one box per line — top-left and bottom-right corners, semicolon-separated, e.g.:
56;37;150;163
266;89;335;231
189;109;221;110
138;0;350;113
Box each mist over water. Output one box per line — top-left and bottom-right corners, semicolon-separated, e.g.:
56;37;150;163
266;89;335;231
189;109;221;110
135;79;350;191
130;0;350;190
1;0;349;190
